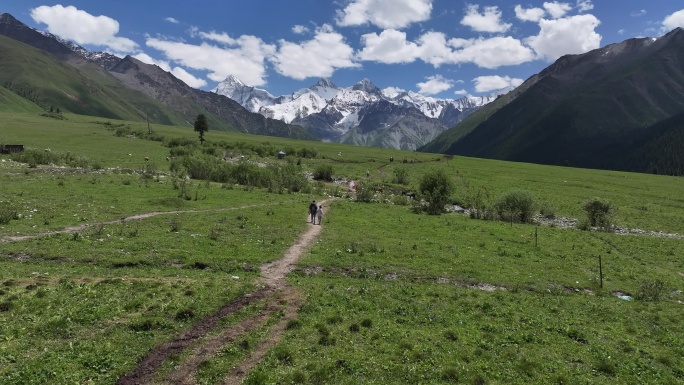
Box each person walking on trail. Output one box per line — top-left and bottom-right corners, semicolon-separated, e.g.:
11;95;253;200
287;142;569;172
309;201;317;223
316;205;324;225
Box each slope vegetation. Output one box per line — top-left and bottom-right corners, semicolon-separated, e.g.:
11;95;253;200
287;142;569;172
422;28;684;174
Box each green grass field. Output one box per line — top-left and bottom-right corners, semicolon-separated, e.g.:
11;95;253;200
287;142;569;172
1;111;682;384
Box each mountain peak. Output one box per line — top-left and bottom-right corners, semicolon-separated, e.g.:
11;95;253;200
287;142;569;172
313;78;337;89
223;74;246;86
352;78;381;94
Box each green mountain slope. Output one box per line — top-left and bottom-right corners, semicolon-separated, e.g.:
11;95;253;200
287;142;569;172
421;28;684;174
0;35;180;123
0;86;42;113
0;13;313;140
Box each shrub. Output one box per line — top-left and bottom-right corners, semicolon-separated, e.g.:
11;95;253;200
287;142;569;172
266;163;310;193
170;217;182;232
635;279;665;302
297;147;318;159
494;189;536;223
312;164;333;181
393;167;409;185
356;183;375;203
466;187;493;220
418;169;454;215
0;202;18;224
583;198;615;230
539;201;556;218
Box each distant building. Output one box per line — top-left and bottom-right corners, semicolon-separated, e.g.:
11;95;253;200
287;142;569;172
1;145;24;154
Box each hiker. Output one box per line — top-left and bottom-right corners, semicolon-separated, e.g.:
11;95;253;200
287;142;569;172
309;200;317;223
316;205;324;225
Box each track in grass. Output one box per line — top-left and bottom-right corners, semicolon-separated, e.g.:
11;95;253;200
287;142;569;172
0;201;292;244
115;200;328;385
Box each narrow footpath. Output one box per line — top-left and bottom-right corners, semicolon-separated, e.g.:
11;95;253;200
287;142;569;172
116;200;329;385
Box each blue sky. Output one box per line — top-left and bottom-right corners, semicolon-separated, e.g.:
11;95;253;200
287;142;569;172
3;1;684;99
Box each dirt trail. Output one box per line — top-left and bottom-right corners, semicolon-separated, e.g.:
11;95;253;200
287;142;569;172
0;202;286;244
116;200;329;385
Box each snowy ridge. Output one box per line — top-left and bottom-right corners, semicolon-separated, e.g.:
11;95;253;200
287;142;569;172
213;75;510;149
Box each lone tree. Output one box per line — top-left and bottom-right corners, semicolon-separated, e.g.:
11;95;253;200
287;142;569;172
194;114;208;144
418;169;453;215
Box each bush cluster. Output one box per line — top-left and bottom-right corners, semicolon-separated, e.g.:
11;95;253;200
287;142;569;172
171;155;310;193
494;189;536;223
10;148;101;170
418;169;453;215
583;198;615;230
312;164;334;181
0;202;19;224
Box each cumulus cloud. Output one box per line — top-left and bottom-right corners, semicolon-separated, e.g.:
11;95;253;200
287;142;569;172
662;9;684;31
30;5;137;52
416;32;455;67
165;17;179;24
514;5;546;22
357;30;536;69
525;14;601;61
460;5;511;33
543;2;572;19
576;0;593;12
198;31;237;45
450;36;536;68
453;89;468;96
146;33;275;86
357;29;420;63
473;75;523;93
382;86;405;98
336;0;432;29
132;53;206;88
416;75;453;95
270;24;358;80
292;25;310;34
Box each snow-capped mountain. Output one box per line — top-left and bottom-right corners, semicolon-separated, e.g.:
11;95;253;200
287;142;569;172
214;76;508;150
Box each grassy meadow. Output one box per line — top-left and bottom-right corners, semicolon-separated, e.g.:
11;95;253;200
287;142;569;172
0;111;683;384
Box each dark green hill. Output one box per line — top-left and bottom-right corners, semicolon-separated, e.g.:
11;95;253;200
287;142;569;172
421;28;684;174
0;12;313;140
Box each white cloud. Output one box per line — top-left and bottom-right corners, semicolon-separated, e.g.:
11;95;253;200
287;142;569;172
382;86;405;98
146;34;275;86
198;31;237;45
617;29;625;35
30;5;137;52
133;53;207;88
460;5;511;33
416;75;453;95
543;2;572;19
525;14;601;61
450;36;536;68
271;25;359;80
416;31;455;67
165;17;179;24
453;89;468;96
336;0;432;29
357;29;420;63
662;9;684;31
170;67;207;88
473;75;523;93
514;5;546;22
292;25;310;34
576;0;593;12
357;30;535;69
